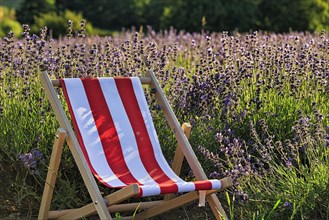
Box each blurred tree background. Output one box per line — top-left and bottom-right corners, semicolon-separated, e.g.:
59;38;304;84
0;0;328;37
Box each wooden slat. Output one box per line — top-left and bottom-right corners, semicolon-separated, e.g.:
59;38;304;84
104;184;139;205
48;201;163;219
40;72;112;220
57;184;139;219
51;76;152;87
108;201;162;213
38;128;66;219
146;69;229;220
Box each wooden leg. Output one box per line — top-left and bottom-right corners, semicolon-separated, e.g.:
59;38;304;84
198;190;206;207
40;70;112;219
208;194;228;220
208;177;233;220
38;128;66;220
147;70;232;220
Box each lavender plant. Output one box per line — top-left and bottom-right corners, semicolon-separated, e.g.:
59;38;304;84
0;25;328;219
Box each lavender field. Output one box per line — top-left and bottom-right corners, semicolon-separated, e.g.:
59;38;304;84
0;26;328;219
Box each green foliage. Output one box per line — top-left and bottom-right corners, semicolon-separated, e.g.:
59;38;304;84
259;0;329;32
55;0;328;33
134;0;168;30
305;0;329;32
0;0;24;9
31;10;93;38
0;6;22;37
16;0;55;25
2;0;329;34
164;0;261;32
0;18;23;37
0;6;16;20
58;0;137;30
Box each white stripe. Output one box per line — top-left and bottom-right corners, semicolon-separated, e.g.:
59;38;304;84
98;78;160;196
209;179;222;189
140;185;162;197
63;78;126;187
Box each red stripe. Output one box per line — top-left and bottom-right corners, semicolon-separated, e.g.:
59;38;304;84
114;78;178;194
81;78;140;186
194;180;213;190
158;183;182;194
60;79;112;187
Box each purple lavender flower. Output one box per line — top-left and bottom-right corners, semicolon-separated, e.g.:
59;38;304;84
284;201;293;209
285;157;293;168
18;149;45;175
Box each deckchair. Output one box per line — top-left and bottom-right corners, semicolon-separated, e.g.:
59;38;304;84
38;69;233;220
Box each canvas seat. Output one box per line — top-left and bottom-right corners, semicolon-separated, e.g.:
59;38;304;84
38;70;233;220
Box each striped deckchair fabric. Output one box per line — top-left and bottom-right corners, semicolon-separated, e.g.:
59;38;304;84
61;77;222;197
38;70;233;220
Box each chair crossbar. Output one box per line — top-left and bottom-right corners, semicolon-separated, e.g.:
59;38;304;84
48;201;163;219
51;76;152;87
57;184;139;219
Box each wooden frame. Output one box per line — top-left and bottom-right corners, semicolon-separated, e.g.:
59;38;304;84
39;70;233;219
